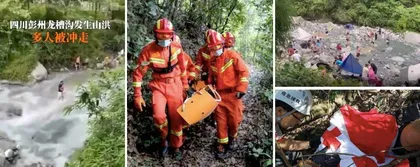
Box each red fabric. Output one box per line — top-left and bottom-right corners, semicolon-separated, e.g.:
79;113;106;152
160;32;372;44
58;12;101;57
337;44;342;51
288;48;294;56
340;105;398;164
322;127;342;150
395;159;410;167
352;156;377;167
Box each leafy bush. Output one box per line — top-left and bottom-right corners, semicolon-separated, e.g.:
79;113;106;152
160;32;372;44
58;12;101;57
276;61;362;86
64;67;125;167
0;0;125;80
0;51;37;82
291;0;420;33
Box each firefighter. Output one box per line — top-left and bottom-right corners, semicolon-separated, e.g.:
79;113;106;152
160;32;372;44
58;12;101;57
132;18;192;160
172;34;197;87
275;90;313;166
195;29;216;84
222;32;235;50
206;30;250;158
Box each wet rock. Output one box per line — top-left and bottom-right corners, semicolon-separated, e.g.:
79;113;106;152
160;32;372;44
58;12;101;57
386;47;393;51
391;56;405;66
330;43;337;49
31;62;48;82
404;31;420;45
96;63;104;69
0;103;23;119
390;66;400;77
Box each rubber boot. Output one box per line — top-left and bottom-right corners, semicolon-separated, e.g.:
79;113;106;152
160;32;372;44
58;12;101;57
161;141;169;157
173;148;183;161
227;136;237;151
215;144;229;159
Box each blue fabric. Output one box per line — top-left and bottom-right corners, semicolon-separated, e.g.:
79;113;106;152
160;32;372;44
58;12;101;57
339;53;362;75
336;60;343;66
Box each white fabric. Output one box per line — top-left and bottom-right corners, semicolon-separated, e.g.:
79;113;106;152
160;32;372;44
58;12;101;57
316;110;396;167
292;53;301;62
58;92;64;99
292;28;312;41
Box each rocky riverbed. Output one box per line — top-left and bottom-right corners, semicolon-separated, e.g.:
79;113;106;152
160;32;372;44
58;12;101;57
0;72;94;167
289;17;420;86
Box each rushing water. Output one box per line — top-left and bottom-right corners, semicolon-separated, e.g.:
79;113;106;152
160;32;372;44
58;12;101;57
0;72;92;167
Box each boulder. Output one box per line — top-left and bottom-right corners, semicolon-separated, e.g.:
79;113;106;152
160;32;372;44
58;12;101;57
390;66;400;77
404;31;420;45
391;56;405;66
30;62;48;82
96;63;104;69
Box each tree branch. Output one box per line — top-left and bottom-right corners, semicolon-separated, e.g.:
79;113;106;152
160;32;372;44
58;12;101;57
222;0;238;32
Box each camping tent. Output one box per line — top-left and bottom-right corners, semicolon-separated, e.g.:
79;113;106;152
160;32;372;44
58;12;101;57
340;53;362;76
399;63;420;82
344;24;354;30
292;28;312;41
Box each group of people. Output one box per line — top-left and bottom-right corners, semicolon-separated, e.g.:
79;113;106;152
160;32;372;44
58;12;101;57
362;60;383;86
132;18;249;160
275;90;420;167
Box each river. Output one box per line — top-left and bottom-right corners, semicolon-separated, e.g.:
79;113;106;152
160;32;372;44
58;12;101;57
0;71;94;167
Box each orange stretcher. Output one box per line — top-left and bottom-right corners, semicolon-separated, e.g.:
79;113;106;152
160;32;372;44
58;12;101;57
192;80;206;91
177;85;221;125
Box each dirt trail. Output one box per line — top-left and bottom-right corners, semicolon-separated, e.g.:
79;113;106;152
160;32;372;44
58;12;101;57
127;65;272;167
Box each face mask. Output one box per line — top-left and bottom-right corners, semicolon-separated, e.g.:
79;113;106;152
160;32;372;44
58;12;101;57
157;39;171;47
215;48;223;56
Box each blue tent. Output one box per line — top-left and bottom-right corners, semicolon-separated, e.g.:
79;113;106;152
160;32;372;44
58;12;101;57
344;24;354;30
340;53;362;75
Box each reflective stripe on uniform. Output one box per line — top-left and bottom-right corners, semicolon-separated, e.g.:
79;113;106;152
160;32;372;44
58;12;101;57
189;72;196;77
218;137;229;143
155;120;168;129
202;53;211;59
211;66;218;72
132;82;142;87
195;65;202;71
141;61;150;66
150;58;165;64
240;77;249;83
171;130;183;136
221;59;234;73
170;49;181;62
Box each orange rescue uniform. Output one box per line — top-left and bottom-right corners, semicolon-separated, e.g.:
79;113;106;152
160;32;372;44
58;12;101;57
207;49;249;144
195;45;212;79
132;41;188;148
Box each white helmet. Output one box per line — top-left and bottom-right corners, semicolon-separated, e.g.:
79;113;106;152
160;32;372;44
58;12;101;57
275;90;313;116
15;144;21;150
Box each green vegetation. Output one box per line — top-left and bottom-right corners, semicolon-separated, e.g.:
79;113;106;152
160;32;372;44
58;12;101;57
0;0;124;81
276;61;363;86
0;53;37;82
292;0;420;33
64;67;125;167
275;0;293;49
127;0;272;166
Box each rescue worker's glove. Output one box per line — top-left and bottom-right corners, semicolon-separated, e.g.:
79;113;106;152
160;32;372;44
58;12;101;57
201;72;208;81
236;92;245;99
134;96;146;112
188;80;196;88
185;87;195;97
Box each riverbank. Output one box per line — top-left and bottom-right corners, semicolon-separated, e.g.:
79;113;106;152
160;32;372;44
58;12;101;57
282;17;420;86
